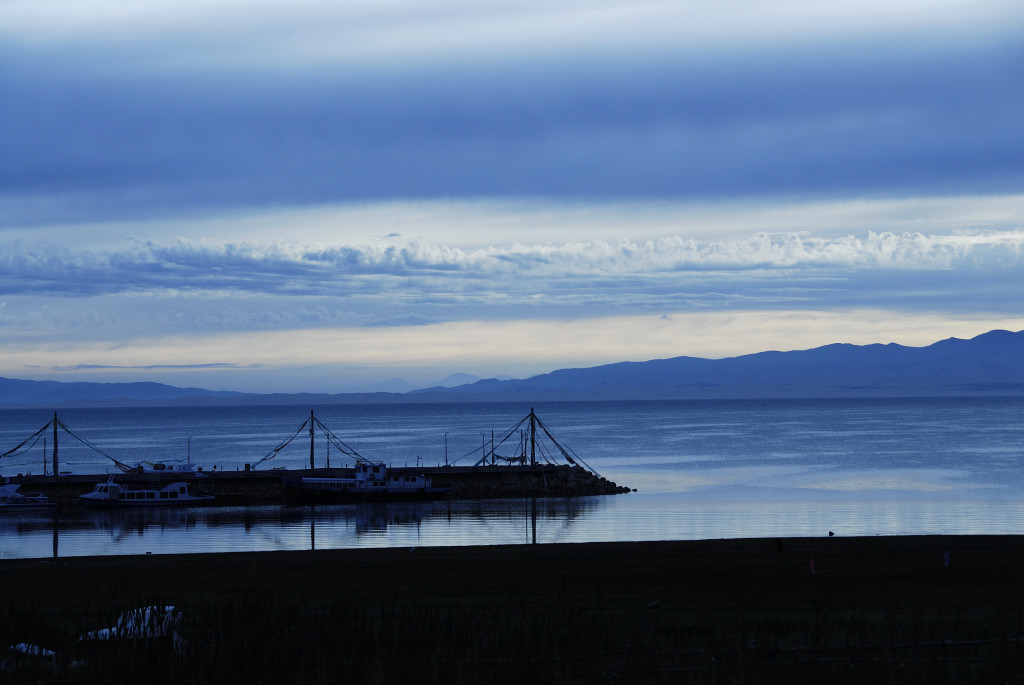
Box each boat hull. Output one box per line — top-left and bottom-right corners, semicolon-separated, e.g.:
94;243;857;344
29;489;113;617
0;483;55;512
78;498;215;509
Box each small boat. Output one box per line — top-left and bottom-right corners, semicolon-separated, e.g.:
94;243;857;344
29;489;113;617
283;462;451;503
115;439;204;474
0;477;55;512
79;478;215;508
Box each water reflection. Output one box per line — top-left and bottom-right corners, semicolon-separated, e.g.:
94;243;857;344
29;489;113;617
3;489;1023;560
0;497;608;560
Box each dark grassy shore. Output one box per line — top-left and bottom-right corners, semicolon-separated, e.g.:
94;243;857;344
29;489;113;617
2;536;1024;683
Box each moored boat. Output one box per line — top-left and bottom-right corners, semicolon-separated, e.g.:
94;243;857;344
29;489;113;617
117;460;204;475
0;477;55;512
79;478;215;508
283;462;451;503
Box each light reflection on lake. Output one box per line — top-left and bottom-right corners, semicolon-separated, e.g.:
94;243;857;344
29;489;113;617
3;489;1024;560
0;498;605;559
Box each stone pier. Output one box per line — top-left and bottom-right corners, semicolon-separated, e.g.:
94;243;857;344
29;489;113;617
11;464;631;506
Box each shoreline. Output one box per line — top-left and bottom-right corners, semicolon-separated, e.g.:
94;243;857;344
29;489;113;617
4;534;1022;609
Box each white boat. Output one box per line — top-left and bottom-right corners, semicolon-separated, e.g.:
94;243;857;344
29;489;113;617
283;462;451;503
0;477;55;512
79;478;215;508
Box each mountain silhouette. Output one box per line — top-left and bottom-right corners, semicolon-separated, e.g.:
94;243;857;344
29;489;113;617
412;329;1024;400
2;330;1022;407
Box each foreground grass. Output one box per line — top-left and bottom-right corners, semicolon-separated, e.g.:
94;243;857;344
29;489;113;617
2;536;1024;683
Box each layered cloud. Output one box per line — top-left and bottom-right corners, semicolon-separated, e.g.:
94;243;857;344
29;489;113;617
2;199;1022;339
4;224;1023;297
2;1;1022;390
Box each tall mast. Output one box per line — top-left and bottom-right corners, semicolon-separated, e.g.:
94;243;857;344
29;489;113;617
52;411;59;475
529;407;536;467
309;410;315;469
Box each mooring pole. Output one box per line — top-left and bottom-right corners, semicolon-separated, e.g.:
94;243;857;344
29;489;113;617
309;410;315;469
52;411;59;476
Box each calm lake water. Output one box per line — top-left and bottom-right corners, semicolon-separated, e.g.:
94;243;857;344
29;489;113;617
2;397;1023;559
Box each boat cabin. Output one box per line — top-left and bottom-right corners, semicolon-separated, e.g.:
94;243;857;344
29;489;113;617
355;463;431;490
95;483;190;502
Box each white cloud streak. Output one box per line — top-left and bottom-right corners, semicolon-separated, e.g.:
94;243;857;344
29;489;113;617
2;219;1021;299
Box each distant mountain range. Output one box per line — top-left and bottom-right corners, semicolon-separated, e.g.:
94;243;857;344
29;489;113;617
2;329;1023;408
417;329;1024;401
361;372;491;393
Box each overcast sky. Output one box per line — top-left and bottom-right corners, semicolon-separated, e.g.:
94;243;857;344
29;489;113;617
1;0;1023;392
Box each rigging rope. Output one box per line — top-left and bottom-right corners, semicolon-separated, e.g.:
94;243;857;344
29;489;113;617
467;410;601;477
252;415;368;469
0;421;50;460
311;415;364;461
0;417;134;471
252;417;310;468
534;414;601;478
470;415;530;466
55;419;134;471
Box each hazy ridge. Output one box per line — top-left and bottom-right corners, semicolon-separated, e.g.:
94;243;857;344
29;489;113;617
2;330;1022;408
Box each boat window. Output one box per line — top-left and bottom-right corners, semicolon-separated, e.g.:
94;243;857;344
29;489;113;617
160;492;168;498
170;491;177;498
147;492;155;499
